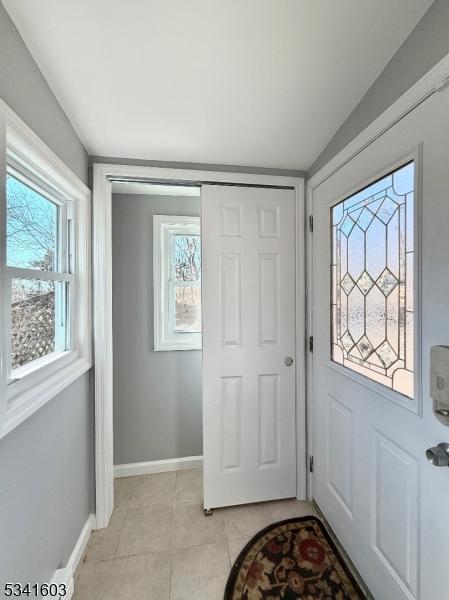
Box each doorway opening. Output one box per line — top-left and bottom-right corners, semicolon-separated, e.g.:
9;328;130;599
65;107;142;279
93;164;305;529
111;181;203;479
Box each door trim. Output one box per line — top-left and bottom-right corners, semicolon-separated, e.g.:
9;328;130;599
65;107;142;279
324;148;422;415
92;163;305;529
306;50;449;500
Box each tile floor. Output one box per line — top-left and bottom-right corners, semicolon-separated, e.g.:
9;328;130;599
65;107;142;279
74;469;318;600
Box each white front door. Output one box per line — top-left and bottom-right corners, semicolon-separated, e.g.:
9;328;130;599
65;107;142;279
202;185;297;509
311;86;449;599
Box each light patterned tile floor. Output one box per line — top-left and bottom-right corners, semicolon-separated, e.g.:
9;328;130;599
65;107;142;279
73;469;317;600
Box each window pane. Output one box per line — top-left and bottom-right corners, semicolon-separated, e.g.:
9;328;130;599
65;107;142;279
11;278;66;369
331;162;414;398
7;174;58;271
174;235;201;282
175;285;201;332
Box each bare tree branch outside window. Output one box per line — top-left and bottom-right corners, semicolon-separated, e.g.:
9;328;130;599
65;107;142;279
7;175;58;368
173;234;201;332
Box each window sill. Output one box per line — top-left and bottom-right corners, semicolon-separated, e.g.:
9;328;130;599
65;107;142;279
155;339;202;352
154;329;202;352
8;351;78;394
1;355;92;440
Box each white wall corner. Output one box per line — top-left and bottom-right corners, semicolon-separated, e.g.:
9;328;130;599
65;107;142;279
51;568;74;600
51;513;96;599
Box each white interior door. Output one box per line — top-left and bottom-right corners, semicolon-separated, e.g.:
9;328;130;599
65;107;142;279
202;185;297;509
311;86;449;600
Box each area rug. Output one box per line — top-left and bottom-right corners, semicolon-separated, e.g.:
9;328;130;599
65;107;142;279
224;516;365;599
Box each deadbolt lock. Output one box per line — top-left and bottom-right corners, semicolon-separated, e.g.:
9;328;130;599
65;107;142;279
430;346;449;426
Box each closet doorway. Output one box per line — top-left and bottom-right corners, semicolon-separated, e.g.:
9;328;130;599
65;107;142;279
92;164;305;529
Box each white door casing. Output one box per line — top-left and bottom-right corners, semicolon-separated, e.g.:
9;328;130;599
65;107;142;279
92;162;304;530
310;86;449;600
202;185;297;509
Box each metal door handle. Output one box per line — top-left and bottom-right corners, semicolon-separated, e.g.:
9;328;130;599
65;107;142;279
436;408;449;417
426;442;449;467
284;356;294;366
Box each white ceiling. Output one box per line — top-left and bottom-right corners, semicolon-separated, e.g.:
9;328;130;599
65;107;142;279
4;0;432;170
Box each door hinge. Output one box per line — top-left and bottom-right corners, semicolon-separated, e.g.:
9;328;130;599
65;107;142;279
308;214;313;232
309;336;314;353
309;456;314;473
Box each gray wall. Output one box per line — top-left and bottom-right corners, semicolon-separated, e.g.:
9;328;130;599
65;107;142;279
0;373;94;585
309;0;449;176
0;2;88;183
112;194;202;465
0;3;93;589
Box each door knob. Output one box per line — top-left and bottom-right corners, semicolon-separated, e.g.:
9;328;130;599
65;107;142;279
284;356;294;366
435;408;449;417
426;442;449;467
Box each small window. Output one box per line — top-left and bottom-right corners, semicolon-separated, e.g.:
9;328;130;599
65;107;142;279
331;161;414;398
154;215;201;351
6;170;73;373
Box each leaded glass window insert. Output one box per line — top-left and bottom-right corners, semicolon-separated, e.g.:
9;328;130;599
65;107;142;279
331;162;414;398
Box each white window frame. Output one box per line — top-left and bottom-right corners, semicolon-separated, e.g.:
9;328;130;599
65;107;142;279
0;100;92;439
153;215;201;351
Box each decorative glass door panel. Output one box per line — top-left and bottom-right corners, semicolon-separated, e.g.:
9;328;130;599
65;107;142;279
331;162;414;398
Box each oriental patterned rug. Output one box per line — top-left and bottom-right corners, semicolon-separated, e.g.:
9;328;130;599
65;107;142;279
224;516;365;599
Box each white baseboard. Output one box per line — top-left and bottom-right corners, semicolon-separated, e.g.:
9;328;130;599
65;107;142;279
51;513;96;599
114;455;203;478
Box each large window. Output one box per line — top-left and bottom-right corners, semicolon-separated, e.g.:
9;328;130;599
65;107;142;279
7;169;73;373
153;215;201;351
0;101;91;438
331;162;414;398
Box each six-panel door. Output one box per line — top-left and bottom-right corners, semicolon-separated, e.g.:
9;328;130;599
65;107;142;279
202;185;297;509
